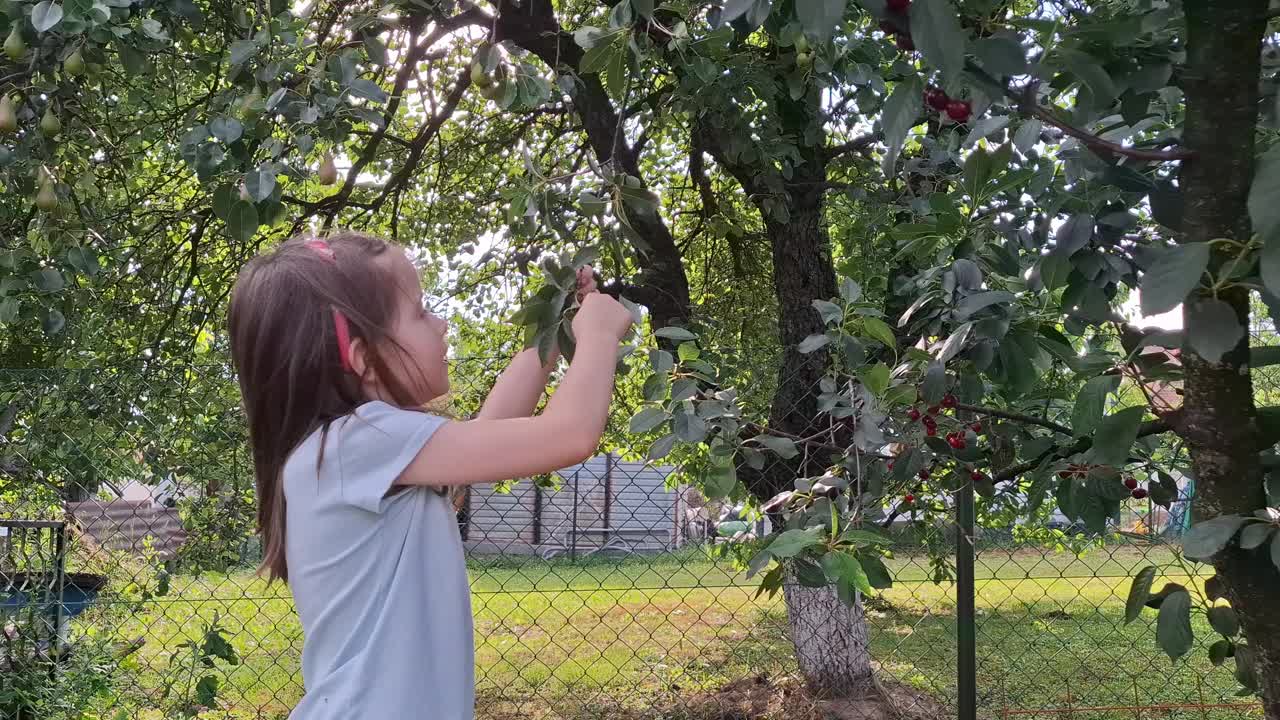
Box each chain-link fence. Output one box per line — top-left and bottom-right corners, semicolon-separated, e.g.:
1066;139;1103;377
0;358;1265;719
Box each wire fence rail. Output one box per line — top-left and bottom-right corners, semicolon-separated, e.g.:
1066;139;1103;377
0;359;1267;719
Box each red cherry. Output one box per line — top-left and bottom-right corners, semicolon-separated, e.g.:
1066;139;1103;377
886;0;911;13
941;393;957;409
925;88;950;111
971;470;984;482
904;493;915;504
1132;488;1149;500
918;468;930;480
887;460;895;470
908;408;922;421
945;99;971;122
927;405;940;416
896;34;915;52
925;425;937;437
1124;476;1139;490
971;422;983;433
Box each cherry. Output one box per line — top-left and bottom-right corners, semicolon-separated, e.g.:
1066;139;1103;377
1132;487;1149;500
970;470;984;482
945;99;972;122
927;405;940;416
886;0;911;13
904;493;915;504
925;425;937;437
886;460;895;470
941;393;957;409
1124;476;1139;490
971;422;983;433
896;34;915;52
908;407;922;421
925;88;950;111
918;468;930;480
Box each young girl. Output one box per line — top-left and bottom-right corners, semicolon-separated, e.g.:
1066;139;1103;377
227;231;634;719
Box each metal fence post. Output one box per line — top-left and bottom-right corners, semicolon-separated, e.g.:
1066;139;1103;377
956;478;977;720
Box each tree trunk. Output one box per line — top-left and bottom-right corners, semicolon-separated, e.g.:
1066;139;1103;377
1179;2;1280;715
783;573;875;696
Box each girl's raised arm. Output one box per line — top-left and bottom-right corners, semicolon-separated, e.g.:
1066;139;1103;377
396;292;632;487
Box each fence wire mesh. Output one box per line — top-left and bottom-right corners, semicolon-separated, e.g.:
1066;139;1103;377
0;357;1266;719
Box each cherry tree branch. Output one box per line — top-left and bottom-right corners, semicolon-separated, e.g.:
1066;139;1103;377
956;403;1073;436
992;416;1174;482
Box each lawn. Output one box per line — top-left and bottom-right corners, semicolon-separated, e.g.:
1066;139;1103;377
72;543;1259;720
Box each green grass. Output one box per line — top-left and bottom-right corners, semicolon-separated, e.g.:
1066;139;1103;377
67;544;1261;719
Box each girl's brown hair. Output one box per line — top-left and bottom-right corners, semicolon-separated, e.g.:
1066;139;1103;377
228;231;429;582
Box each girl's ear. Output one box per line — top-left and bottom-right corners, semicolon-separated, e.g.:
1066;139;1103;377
348;337;371;383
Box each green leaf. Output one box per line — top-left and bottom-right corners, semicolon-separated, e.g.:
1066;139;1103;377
1249;144;1280;246
840;277;862;302
629;407;669;433
244;166;275;202
767;529;821;558
1155;589;1194;662
1209;639;1233;667
648;434;677;460
1239;523;1274;550
862;316;897;348
670;377;698;402
1089;406;1144;468
937;322;972;363
972;36;1026;76
655;326;697;342
813;299;843;324
795;0;844;42
1013;119;1042;154
33;268;65;293
1124;566;1157;624
798;334;831;353
195;676;219;707
955;290;1014;319
66;246;99;276
822;551;873;597
1059;49;1118;106
860;362;890;396
209;117;243;144
881;75;924;176
674;407;707;442
605;42;627;98
1182;515;1249;562
1186;298;1243;363
1037;253;1072;292
1139;243;1209;316
631;0;655;18
227;201;259;242
348;78;388;103
1071;375;1118;438
1207;606;1239;638
1053;213;1094;256
228;39;258;66
921;361;947;404
705;458;736;499
649;349;674;374
1261;235;1280;299
32;1;64;32
909;0;966;83
755;434;799;459
0;298;19;324
1235;643;1258;692
677;342;701;363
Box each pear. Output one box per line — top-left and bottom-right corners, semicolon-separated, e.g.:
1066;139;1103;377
317;153;337;185
39;107;60;137
470;61;493;89
4;26;24;61
63;49;85;76
0;95;16;134
35;180;57;211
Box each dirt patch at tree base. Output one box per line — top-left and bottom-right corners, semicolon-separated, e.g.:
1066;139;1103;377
659;674;949;720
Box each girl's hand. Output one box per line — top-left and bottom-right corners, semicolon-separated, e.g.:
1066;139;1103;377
573;292;634;342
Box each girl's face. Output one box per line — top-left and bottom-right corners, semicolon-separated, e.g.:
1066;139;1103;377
373;248;450;405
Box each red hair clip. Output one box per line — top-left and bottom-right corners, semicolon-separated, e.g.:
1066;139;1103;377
303;239;355;375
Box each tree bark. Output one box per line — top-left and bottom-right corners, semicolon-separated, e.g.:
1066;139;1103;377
494;0;691;331
1179;1;1280;715
783;573;875;696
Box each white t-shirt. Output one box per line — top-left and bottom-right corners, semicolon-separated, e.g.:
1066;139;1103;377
283;401;473;720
